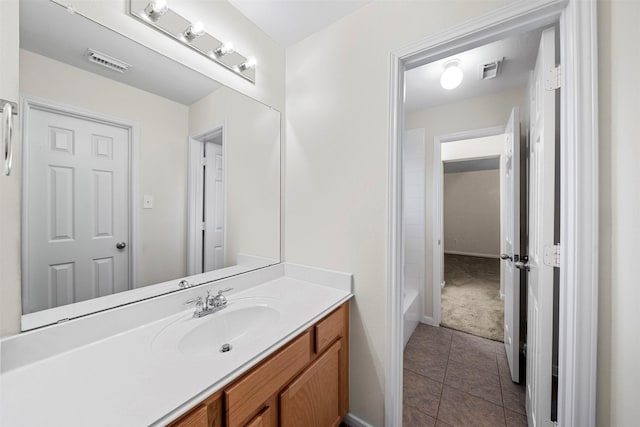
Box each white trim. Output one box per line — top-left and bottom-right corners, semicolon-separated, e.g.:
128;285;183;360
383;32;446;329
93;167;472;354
20;95;140;327
557;1;599;426
343;412;374;427
421;315;437;326
444;250;500;259
387;1;598;426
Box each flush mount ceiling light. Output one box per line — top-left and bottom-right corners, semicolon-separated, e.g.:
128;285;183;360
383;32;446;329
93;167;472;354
440;59;463;90
129;0;257;83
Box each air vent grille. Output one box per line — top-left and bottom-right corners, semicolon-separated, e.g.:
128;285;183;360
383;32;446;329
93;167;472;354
480;58;503;80
86;49;131;73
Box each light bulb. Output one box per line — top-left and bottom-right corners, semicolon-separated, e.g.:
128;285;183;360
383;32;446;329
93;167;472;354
214;41;235;57
238;57;257;71
440;60;463;90
144;0;168;21
183;21;205;42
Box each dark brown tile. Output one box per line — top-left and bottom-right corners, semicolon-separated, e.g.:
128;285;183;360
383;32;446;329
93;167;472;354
438;385;506;427
407;326;453;355
444;358;503;405
505;408;528;427
501;377;526;415
403;369;442;417
435;421;453;427
404;343;449;383
496;346;513;381
451;331;497;356
448;343;499;376
403;403;437;427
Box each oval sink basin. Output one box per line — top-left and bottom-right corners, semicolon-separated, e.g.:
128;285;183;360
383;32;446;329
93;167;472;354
152;299;281;357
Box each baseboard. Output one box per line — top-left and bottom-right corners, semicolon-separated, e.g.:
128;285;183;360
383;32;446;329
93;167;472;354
444;250;500;259
441;280;446;289
421;316;437;326
500;291;505;300
343;412;374;427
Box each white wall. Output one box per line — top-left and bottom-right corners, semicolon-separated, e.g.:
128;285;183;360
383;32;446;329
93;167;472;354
597;0;640;425
189;87;281;266
406;88;525;317
20;50;190;287
285;1;510;424
443;169;500;257
403;129;425;302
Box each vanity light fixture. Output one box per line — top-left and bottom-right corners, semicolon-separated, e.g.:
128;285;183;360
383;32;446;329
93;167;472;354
129;0;257;83
143;0;168;22
440;59;463;90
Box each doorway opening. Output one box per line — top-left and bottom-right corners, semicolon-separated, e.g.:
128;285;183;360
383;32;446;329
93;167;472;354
391;2;599;426
187;126;226;275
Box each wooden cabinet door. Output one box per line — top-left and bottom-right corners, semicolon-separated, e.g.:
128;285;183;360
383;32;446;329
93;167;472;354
280;340;342;427
245;405;274;427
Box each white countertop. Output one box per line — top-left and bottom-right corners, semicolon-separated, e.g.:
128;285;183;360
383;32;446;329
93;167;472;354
0;264;352;427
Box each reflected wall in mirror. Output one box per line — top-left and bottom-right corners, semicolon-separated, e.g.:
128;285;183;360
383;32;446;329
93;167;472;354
19;0;280;322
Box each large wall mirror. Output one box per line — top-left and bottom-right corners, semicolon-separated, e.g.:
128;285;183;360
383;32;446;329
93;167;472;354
19;0;281;329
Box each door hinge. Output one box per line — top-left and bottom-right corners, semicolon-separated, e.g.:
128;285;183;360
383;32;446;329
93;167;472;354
545;66;561;90
201;157;206;166
543;244;560;268
201;222;206;231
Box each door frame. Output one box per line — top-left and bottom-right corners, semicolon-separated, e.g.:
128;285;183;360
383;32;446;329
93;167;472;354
386;1;598;426
187;123;227;275
431;125;506;327
20;95;140;319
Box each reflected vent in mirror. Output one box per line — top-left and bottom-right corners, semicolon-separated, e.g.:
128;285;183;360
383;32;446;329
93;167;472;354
86;49;132;73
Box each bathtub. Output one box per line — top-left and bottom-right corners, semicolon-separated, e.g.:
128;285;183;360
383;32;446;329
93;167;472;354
403;288;420;348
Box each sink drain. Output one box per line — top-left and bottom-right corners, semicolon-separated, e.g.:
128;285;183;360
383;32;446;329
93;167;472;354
220;343;232;353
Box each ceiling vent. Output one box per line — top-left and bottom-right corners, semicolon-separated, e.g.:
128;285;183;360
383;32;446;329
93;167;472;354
86;49;131;73
479;58;503;80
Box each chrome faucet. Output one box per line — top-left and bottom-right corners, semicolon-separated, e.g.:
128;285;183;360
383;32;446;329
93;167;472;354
185;288;233;318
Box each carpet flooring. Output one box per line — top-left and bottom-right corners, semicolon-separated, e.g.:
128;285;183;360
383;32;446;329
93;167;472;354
441;254;504;342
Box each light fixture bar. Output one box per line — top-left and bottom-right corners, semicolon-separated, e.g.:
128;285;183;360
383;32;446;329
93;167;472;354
129;0;256;83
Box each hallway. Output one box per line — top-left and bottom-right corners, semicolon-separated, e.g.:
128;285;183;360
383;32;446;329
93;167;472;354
403;324;526;426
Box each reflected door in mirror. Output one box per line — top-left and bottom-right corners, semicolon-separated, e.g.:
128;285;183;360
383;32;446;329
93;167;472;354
24;107;131;314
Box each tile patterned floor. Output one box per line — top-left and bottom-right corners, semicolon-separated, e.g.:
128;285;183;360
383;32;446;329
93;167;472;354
403;324;527;427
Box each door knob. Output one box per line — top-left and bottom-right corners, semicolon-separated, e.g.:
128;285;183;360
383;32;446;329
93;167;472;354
515;261;530;271
500;253;512;261
116;242;127;250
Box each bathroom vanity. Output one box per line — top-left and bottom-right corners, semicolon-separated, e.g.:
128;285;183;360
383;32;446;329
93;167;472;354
0;264;353;426
170;302;348;427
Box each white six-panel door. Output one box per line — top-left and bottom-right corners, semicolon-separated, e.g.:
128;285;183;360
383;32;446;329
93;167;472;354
203;141;225;271
502;106;521;383
24;107;130;313
526;26;557;427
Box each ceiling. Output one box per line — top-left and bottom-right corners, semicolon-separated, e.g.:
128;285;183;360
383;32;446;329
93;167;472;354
405;28;544;112
20;0;222;106
228;0;372;47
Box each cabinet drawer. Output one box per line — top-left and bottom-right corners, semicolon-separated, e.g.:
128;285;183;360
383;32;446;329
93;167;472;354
245;406;273;427
314;305;345;354
170;405;208;427
225;331;311;427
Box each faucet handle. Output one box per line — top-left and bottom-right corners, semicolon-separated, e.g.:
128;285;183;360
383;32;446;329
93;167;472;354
184;295;202;305
217;287;233;295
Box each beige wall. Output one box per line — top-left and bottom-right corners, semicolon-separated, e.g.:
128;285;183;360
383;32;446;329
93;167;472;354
189;87;281;266
597;0;640;425
285;1;510;424
406;88;525;317
20;50;190;287
444;170;500;256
